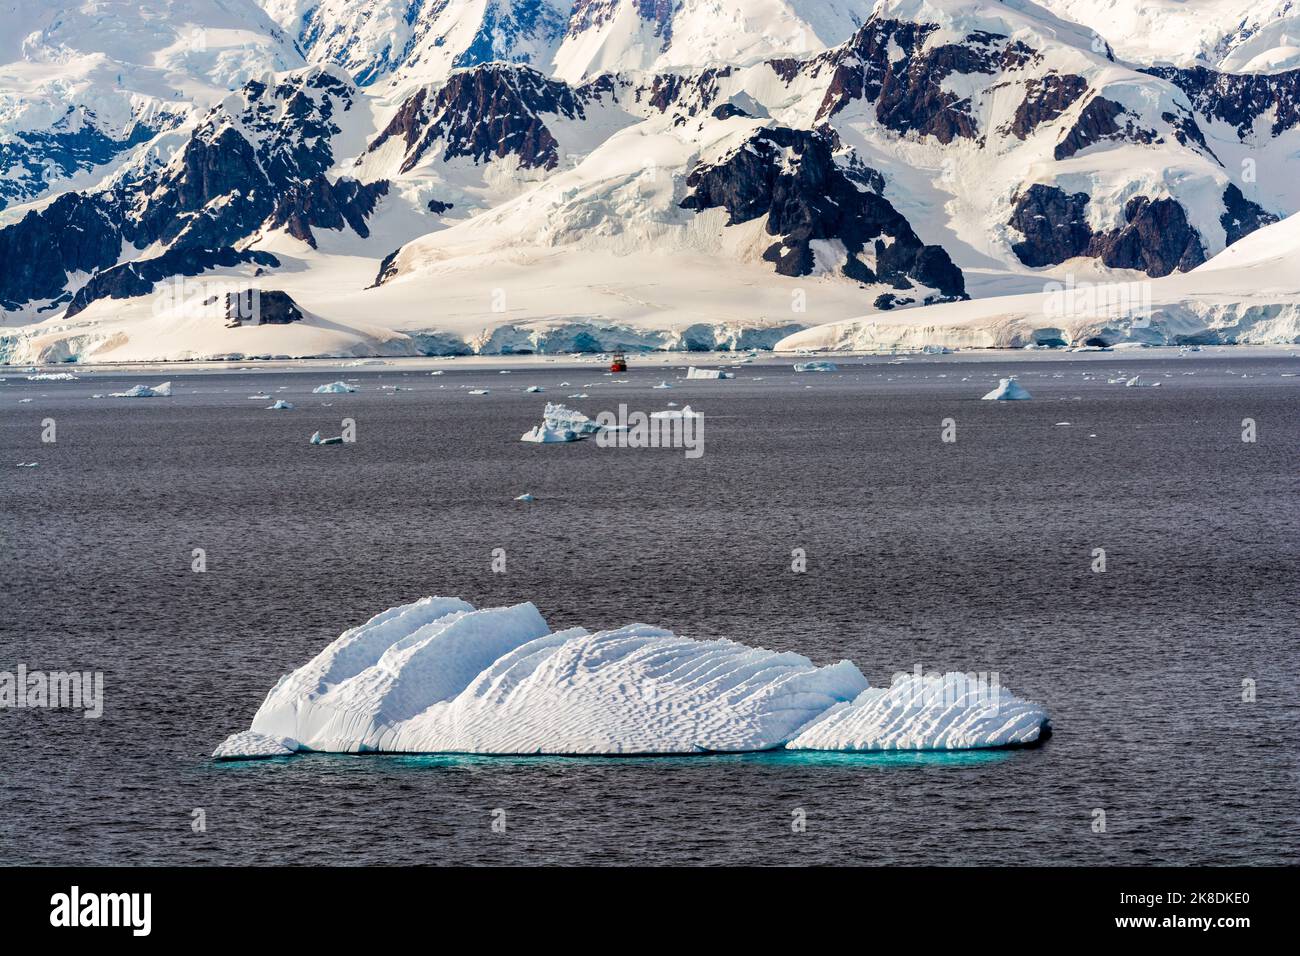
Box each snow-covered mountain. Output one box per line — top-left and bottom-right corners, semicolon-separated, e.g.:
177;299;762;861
1;0;1298;361
0;0;304;211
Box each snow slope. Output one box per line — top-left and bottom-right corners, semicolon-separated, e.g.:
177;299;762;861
777;210;1300;350
1035;0;1300;72
213;596;1049;757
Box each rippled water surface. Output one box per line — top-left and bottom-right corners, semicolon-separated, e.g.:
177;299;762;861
2;353;1296;865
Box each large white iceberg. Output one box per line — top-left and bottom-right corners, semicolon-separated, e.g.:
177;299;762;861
214;598;1050;758
981;377;1031;400
686;367;734;380
111;381;172;398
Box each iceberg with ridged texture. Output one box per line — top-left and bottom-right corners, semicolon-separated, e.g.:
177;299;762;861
214;598;1049;758
788;673;1049;751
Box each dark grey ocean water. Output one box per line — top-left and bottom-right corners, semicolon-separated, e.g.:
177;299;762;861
1;353;1297;865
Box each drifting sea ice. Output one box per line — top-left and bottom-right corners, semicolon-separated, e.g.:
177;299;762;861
520;403;600;443
686;367;734;380
312;381;356;394
794;361;837;372
214;598;1050;758
981;378;1032;400
266;400;294;410
111;382;172;398
649;405;701;419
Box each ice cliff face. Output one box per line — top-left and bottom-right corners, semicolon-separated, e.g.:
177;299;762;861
213;596;1050;757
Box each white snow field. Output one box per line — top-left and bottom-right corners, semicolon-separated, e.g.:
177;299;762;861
214;597;1050;758
779;211;1300;352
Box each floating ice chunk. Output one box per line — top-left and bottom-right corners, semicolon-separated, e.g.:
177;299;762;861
310;431;344;445
467;389;490;395
312;381;356;394
111;381;172;398
520;425;580;443
27;372;78;381
653;381;672;389
981;378;1031;400
520;403;599;442
788;672;1049;751
525;386;544;393
1124;376;1161;387
213;731;298;760
794;361;837;372
649;405;701;419
686;367;734;380
514;493;535;502
267;400;294;410
215;598;1049;758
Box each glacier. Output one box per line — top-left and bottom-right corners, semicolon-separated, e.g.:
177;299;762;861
214;597;1050;759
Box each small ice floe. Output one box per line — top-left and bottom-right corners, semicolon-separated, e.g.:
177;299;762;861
981;377;1031;400
514;492;535;502
266;400;294;410
310;431;344;445
686;367;733;380
653;381;673;389
467;388;490;395
794;361;837;372
18;398;33;403
525;385;544;393
1124;376;1161;387
27;372;78;381
16;462;39;467
429;370;445;376
520;403;599;443
111;381;172;398
313;381;356;394
649;405;701;419
567;393;588;399
248;394;271;400
1054;421;1071;426
213;731;297;760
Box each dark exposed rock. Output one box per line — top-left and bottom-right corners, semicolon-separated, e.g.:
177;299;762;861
711;103;750;121
224;289;304;327
1008;184;1207;276
1053;95;1157;160
427;198;454;214
0;193;120;310
680;127;965;299
1008;184;1093;266
1096;196;1206;274
372;65;615;174
65;247;280;317
812;20;1008;144
1003;74;1087;139
1220;182;1279;246
766;58;803;84
1144;64;1300;137
269;177;390;247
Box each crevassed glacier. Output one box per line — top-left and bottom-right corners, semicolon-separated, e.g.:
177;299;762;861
214;598;1050;759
